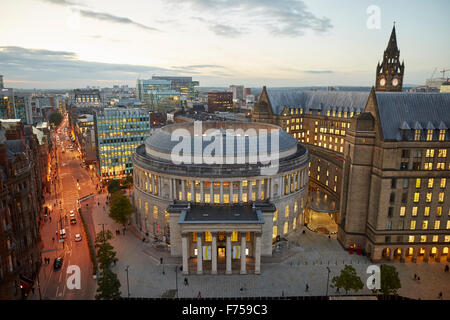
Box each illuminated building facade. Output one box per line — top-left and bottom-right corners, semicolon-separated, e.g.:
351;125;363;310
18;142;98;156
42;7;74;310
132;122;310;274
95;108;150;180
207;92;233;113
252;25;450;263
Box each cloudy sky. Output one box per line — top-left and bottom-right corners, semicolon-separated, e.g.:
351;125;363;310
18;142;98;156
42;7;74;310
0;0;449;88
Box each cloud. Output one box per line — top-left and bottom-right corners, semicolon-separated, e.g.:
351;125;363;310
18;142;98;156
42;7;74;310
38;0;159;32
174;0;332;37
0;46;170;82
79;9;159;32
172;64;226;70
304;70;333;74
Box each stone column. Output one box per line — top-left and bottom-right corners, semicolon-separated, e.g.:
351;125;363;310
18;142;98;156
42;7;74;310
211;233;217;274
157;176;161;196
240;232;247;274
152;175;155;195
412;248;418;263
220;181;223;203
281;175;285;195
182;233;189;275
190;181;194;202
226;232;232;275
210;182;213;203
249;180;253;201
197;232;203;274
255;232;262;275
258;179;262;200
297;170;301;190
424;248;430;263
400;248;406;263
200;181;204;203
230;181;234;203
388;248;394;261
288;174;291;194
181;180;185;201
239;181;243;203
169;178;173;199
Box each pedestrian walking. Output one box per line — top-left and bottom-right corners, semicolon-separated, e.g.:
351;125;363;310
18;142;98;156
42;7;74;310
414;273;417;280
305;284;309;292
445;265;449;273
417;276;421;281
439;292;443;299
184;278;189;286
197;291;201;298
49;216;51;222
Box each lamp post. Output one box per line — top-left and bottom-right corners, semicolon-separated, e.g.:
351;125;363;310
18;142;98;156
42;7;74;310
326;267;331;297
125;266;130;298
175;265;178;299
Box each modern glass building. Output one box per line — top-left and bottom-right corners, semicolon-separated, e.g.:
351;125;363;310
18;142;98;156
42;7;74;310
136;79;171;103
152;76;199;99
95;108;151;180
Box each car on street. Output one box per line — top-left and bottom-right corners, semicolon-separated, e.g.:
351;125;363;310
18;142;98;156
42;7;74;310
59;228;66;239
75;234;82;242
69;210;75;217
70;217;77;224
53;257;63;270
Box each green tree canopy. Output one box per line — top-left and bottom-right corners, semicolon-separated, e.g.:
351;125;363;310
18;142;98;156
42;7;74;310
330;265;364;294
95;230;114;246
96;242;118;269
121;175;133;188
109;191;133;225
375;264;402;297
107;179;121;194
95;268;121;300
49;111;63;127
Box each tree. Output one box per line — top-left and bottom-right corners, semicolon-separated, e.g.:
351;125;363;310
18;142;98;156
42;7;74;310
95;230;114;245
49;111;63;127
95;268;121;300
330;265;364;294
96;242;118;269
122;175;133;189
109;191;133;225
107;179;121;194
374;264;401;297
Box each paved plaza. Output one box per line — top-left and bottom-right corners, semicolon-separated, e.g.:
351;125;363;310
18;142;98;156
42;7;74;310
86;193;450;300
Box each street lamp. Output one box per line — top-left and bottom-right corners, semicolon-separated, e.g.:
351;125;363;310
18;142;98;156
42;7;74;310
175;265;178;299
326;267;331;297
125;266;130;298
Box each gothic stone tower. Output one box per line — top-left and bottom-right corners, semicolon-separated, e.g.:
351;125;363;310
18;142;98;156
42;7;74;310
375;25;405;92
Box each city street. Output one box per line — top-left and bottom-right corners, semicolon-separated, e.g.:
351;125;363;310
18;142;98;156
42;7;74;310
29;116;98;300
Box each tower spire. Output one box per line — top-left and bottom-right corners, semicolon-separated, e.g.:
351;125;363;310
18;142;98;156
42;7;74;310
386;23;398;52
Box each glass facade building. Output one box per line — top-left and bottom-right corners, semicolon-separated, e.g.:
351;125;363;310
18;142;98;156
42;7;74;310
95;108;151;179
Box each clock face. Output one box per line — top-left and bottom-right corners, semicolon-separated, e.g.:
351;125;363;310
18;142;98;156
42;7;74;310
392;78;399;86
380;78;386;86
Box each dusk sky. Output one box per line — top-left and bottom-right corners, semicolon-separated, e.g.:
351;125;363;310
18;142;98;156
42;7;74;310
0;0;449;89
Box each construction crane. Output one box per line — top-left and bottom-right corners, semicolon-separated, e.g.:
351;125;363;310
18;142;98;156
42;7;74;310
440;68;450;79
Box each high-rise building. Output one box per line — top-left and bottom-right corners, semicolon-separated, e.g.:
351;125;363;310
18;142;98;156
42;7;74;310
136;79;171;102
207;92;233;112
151;76;199;99
0;75;4;89
229;85;244;102
252;25;450;263
95;108;151;180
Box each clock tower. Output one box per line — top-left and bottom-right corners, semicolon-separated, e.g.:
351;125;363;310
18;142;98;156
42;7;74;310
375;24;405;92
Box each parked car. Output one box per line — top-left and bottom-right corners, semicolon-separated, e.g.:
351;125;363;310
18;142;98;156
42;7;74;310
74;234;82;242
53;257;63;270
59;228;66;239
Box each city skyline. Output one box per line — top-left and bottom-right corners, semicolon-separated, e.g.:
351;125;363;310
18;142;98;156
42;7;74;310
0;0;449;89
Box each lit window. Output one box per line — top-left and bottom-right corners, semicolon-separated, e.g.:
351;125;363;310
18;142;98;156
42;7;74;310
153;206;158;219
273;209;278;222
438;192;444;202
283;221;289;234
205;193;211;203
434;221;440;230
424;207;430;216
438;149;447;157
214;194;220;204
420;235;427;242
428;178;434;188
408;235;415;243
426;149;434;157
438;129;445;141
204;232;212;242
410;220;416;230
426;129;433;141
440;178;446;188
285;205;290;218
426;193;432;203
231;232;238;242
399;206;406;216
416;178;421;188
432;235;439;242
413;193;420;202
422;220;428;230
414;130;421;141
